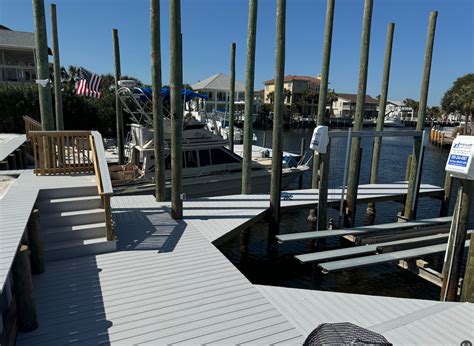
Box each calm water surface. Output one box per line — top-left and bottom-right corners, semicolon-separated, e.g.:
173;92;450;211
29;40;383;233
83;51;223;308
218;127;474;300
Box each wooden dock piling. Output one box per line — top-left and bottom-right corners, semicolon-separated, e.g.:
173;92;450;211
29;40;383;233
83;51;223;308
462;183;474;303
32;0;54;131
229;42;236;153
7;154;17;170
439;172;452;217
112;28;125;165
367;23;395;216
170;0;183;219
309;0;335;229
50;4;64;130
404;11;438;219
12;245;38;332
151;0;166;202
14;149;24;169
0;161;8;170
300;137;306;157
441;180;472;301
405;155;413;181
27;209;45;274
345;0;373;227
242;0;258;194
268;0;286;250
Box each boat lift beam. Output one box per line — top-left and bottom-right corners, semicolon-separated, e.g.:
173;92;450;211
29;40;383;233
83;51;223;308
319;239;470;273
276;216;452;243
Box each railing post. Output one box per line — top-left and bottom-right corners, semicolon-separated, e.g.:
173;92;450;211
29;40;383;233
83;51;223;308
102;194;114;241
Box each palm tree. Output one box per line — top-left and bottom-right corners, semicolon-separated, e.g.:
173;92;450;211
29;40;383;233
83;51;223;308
326;90;338;118
266;91;275;104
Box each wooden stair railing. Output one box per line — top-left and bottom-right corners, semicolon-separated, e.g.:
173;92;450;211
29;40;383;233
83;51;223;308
23;116;42;140
29;130;115;241
90;131;115;241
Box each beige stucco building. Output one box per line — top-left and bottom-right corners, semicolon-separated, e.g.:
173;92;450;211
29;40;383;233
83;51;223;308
263;75;321;115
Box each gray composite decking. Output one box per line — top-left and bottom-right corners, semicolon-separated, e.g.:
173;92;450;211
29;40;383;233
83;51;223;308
12;190;473;345
16;195;303;345
0;170;96;293
257;286;474;345
182;182;444;244
0;134;26;161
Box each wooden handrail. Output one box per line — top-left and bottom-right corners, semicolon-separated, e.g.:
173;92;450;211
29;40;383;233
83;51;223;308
90;131;114;240
23;115;42;139
30;130;115;240
91;131;113;195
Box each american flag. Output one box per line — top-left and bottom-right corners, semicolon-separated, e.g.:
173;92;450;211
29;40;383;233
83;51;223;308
75;68;102;98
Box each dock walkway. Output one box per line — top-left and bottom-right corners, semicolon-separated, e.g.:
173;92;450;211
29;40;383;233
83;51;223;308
0;170;95;294
14;191;473;345
185;182;444;244
17;195;303;345
0;134;26;162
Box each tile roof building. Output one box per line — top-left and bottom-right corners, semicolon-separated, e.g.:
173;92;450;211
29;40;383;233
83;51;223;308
263;75;321;116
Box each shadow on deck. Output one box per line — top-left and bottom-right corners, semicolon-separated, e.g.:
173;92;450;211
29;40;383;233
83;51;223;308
113;206;187;253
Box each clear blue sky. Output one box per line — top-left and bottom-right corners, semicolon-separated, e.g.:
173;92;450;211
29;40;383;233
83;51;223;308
1;0;473;106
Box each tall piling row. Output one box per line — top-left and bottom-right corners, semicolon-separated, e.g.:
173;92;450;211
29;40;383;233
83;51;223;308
268;0;286;249
151;0;166;202
50;4;63;130
229;43;236;152
170;0;184;219
344;0;373;227
32;0;54;130
403;11;438;219
242;0;258;194
367;23;395;215
315;0;335;231
112;29;125;164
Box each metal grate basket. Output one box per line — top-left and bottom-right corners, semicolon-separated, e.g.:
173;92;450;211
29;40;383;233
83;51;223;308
303;322;392;346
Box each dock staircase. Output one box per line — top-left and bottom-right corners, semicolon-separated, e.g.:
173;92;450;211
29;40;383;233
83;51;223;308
26;129;117;262
38;186;116;261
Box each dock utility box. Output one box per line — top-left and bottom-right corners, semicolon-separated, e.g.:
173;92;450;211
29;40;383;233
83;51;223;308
445;135;474;180
310;125;329;153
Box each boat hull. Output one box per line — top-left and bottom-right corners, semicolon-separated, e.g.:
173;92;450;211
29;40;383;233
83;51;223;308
113;167;308;198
